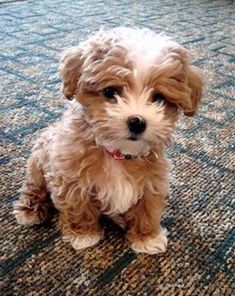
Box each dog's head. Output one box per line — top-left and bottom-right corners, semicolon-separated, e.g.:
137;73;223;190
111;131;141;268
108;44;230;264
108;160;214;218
59;28;203;155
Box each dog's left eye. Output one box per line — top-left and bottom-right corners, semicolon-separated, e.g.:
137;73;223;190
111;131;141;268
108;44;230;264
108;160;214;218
152;92;165;103
103;87;118;99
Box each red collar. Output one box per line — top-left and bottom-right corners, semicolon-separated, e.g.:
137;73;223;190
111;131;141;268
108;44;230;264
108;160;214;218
105;148;134;160
104;148;152;160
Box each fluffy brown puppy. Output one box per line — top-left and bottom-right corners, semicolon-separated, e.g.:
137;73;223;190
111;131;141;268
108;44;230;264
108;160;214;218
13;27;203;254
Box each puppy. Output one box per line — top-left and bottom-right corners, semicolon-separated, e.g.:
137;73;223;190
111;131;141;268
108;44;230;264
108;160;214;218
13;27;203;254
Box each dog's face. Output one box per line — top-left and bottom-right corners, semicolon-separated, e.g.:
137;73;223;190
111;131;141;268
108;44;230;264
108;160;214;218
60;28;203;155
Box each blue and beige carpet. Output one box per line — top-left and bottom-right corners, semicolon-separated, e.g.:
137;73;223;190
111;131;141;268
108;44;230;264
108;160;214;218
1;0;234;295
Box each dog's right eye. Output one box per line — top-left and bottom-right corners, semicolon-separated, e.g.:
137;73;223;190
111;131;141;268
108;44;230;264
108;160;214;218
152;92;166;104
103;87;118;99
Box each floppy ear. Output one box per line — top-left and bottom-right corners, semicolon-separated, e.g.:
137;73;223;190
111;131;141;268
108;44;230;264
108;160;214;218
59;46;83;100
161;44;204;116
183;65;203;116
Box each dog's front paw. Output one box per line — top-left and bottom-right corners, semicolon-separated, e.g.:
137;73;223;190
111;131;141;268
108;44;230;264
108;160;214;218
13;200;45;226
63;232;103;251
130;228;168;255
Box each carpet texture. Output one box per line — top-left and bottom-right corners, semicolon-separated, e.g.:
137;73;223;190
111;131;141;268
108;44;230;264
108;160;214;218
1;0;234;295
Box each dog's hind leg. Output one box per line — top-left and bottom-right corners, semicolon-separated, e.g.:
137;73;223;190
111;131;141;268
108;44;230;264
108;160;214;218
13;152;51;226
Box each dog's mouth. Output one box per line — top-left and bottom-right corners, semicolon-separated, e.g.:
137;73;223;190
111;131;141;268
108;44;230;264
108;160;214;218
127;135;140;141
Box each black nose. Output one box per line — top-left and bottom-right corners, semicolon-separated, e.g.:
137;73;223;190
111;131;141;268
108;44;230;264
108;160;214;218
127;116;146;134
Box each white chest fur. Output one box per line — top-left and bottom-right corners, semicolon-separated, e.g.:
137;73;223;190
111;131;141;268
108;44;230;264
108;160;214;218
95;157;140;215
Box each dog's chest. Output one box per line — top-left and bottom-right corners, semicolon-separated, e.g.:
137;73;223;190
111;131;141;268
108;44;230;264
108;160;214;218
94;158;139;215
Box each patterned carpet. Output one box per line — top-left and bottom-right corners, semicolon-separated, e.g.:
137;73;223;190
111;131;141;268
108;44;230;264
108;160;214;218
1;0;234;295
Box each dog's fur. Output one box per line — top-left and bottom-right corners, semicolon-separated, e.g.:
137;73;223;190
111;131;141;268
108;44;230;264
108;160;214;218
13;27;203;254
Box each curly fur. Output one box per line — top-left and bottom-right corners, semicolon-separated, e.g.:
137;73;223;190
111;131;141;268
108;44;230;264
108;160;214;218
13;27;203;254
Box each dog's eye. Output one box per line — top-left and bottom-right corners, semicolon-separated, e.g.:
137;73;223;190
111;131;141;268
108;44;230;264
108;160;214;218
152;92;165;103
103;87;118;99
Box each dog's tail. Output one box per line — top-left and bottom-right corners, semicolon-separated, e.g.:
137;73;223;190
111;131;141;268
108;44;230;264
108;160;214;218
13;152;52;226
